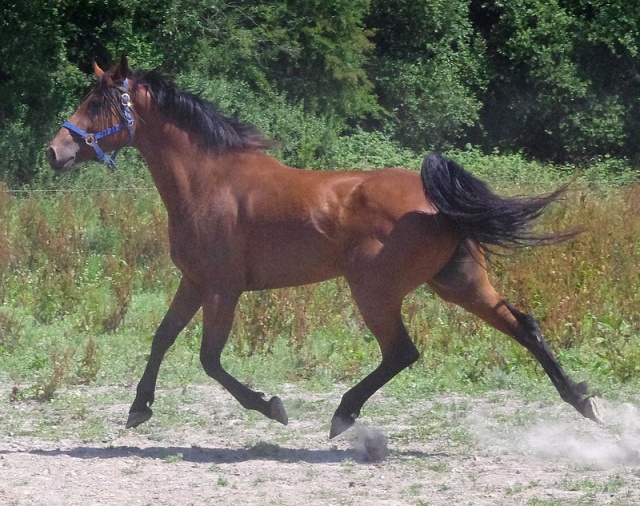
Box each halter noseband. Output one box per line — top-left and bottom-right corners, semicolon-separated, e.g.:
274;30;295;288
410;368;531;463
62;78;135;170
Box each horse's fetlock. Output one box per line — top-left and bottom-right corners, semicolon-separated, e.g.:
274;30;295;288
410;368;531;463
557;380;585;406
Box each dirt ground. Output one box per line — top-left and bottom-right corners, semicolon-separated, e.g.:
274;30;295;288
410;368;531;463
1;383;639;505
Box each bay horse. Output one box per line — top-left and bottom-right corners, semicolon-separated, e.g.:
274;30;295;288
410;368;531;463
46;56;602;438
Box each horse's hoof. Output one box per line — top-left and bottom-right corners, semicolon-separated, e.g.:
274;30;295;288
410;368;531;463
267;396;288;425
126;407;153;429
329;413;356;439
583;396;604;424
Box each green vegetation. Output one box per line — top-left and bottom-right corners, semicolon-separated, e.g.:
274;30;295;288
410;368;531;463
1;152;639;403
1;0;640;417
2;7;640;505
3;1;640;184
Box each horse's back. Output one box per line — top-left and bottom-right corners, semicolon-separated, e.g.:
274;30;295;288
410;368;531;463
222;154;459;292
282;163;459;292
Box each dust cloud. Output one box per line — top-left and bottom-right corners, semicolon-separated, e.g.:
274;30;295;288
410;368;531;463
523;401;640;466
348;422;390;462
472;399;640;468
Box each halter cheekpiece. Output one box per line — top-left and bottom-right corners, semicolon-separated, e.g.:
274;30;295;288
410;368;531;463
62;78;134;170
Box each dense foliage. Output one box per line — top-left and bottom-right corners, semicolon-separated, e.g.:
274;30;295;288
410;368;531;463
2;0;640;184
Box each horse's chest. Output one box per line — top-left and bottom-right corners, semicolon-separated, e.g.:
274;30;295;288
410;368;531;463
167;223;236;278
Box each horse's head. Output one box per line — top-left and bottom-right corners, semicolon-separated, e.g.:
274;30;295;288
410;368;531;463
46;55;137;173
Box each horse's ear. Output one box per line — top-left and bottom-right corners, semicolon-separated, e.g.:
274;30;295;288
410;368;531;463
111;54;130;83
93;61;105;79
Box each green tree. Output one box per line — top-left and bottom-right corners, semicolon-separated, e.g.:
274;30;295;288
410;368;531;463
1;0;379;184
0;2;86;183
473;0;640;163
181;0;377;120
0;0;162;184
4;0;640;185
366;0;487;150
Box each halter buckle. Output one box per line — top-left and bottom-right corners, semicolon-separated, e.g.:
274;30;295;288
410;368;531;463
85;134;96;146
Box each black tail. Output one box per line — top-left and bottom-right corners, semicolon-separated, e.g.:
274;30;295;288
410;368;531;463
420;152;575;248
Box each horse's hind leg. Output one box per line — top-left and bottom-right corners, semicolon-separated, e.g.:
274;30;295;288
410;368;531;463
428;243;603;423
330;286;419;438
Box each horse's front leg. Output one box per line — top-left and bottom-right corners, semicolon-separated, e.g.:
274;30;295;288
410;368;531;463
126;277;203;428
199;290;288;425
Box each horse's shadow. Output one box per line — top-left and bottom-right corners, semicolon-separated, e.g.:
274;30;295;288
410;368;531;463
0;443;440;465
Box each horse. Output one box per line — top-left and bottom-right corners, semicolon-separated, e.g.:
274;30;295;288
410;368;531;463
46;56;602;438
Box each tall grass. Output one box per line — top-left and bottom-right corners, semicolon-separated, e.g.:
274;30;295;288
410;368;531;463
1;153;640;401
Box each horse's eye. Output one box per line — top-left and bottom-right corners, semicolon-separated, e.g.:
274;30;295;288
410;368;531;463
88;99;104;113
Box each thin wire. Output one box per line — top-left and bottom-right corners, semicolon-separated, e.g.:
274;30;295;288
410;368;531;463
6;187;156;194
4;181;630;195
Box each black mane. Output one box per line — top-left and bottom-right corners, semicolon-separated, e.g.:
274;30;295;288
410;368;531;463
108;69;278;153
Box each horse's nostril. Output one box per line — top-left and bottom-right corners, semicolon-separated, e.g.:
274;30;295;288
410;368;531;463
46;146;57;166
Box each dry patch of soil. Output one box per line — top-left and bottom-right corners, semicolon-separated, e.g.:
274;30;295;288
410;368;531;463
1;384;639;505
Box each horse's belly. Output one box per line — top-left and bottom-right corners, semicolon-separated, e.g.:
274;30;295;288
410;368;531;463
245;233;343;290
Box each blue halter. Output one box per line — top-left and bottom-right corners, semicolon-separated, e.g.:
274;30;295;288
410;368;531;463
62;79;135;170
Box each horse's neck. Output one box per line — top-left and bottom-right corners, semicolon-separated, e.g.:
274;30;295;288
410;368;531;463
135;124;222;221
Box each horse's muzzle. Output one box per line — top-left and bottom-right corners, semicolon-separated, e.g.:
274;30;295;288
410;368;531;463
46;144;77;173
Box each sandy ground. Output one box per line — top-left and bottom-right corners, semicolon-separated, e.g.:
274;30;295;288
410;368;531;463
1;384;639;505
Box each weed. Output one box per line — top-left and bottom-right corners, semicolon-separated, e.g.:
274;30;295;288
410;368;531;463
164;453;184;463
121;466;141;476
101;256;133;332
341;458;357;469
0;309;17;350
406;483;423;496
601;474;625;494
76;336;100;384
245;441;281;458
561;476;597;492
35;346;75;401
428;461;451;473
